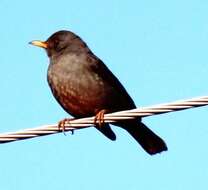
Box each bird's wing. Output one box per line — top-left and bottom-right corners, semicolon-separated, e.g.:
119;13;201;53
88;54;136;111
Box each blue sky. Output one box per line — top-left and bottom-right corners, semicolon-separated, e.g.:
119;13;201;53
0;0;208;189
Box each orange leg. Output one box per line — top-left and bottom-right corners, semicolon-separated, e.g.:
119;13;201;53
58;118;74;134
94;109;107;128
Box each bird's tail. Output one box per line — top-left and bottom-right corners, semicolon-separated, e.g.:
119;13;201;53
95;123;116;141
123;122;167;155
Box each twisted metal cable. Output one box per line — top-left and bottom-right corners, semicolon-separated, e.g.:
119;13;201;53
0;96;207;143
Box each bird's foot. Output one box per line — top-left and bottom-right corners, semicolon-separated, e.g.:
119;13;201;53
94;109;107;128
58;118;74;135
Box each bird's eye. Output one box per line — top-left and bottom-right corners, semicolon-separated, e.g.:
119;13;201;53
53;40;59;48
54;40;66;52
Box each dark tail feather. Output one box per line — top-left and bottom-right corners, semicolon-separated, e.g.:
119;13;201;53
95;123;116;141
124;122;167;155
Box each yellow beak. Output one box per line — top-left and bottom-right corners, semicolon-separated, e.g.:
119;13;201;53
29;40;48;49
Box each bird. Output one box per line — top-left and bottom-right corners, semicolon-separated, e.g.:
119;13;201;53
30;30;167;155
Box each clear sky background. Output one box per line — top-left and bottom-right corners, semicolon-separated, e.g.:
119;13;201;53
0;0;208;189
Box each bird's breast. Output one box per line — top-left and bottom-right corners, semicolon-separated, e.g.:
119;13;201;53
47;54;111;117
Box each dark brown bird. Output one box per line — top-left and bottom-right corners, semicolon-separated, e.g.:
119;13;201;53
30;30;167;155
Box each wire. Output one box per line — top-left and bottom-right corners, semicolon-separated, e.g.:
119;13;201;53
0;96;207;143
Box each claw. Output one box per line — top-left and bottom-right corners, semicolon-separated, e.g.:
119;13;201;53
94;109;106;128
71;129;74;135
58;118;74;135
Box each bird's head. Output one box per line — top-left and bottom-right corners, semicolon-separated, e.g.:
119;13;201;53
30;30;85;57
